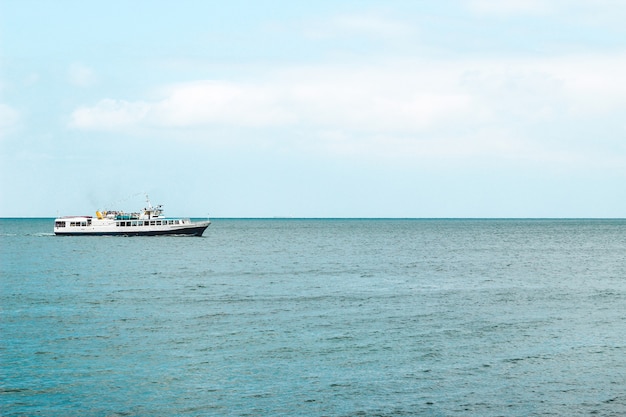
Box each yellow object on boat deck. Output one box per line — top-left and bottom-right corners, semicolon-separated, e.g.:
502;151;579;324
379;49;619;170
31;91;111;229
96;211;103;219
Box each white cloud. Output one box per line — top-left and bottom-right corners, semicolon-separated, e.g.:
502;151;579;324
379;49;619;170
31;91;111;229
69;66;474;136
0;103;20;138
304;13;416;40
465;0;553;16
547;54;626;114
68;63;97;87
67;52;626;166
24;73;40;87
69;82;294;130
464;0;626;33
278;64;474;132
69;99;149;130
151;81;294;127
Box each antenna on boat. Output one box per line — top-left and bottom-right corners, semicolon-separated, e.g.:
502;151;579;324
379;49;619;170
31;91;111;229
145;193;153;210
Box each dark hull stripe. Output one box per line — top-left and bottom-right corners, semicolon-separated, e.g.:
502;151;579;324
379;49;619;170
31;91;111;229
55;225;209;237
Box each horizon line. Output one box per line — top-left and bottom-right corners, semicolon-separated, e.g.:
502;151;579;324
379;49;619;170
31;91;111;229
2;216;626;220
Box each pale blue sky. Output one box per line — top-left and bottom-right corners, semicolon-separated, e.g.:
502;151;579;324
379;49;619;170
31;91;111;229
1;0;626;217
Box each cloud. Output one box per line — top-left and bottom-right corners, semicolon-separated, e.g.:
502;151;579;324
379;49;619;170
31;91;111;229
69;67;473;135
68;63;97;87
69;82;293;130
548;54;626;114
69;99;149;130
0;103;20;138
465;0;553;16
464;0;626;32
151;81;294;127
67;52;626;166
303;13;416;40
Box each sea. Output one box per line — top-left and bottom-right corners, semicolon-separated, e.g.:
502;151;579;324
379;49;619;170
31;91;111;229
2;218;626;416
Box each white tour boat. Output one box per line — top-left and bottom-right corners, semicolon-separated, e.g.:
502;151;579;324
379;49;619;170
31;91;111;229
54;197;210;236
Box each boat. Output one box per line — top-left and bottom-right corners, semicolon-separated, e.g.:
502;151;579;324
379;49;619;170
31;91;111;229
54;196;210;236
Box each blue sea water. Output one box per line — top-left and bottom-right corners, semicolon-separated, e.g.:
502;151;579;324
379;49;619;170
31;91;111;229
2;218;626;416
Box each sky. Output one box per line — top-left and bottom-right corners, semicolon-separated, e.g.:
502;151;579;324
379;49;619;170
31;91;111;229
1;0;626;217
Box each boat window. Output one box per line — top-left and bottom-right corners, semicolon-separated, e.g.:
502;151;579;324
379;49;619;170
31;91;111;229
131;221;137;226
156;221;161;225
55;221;66;227
150;221;156;226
